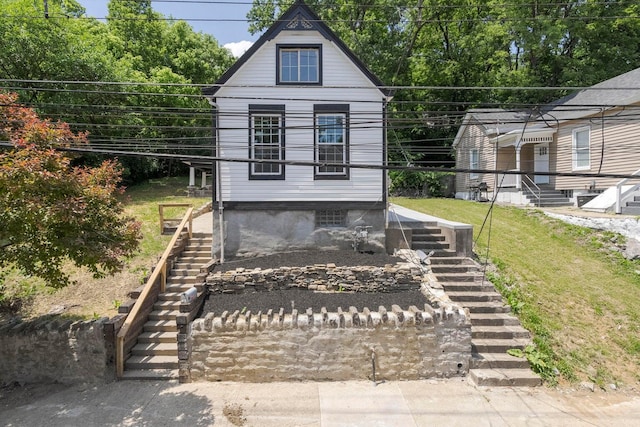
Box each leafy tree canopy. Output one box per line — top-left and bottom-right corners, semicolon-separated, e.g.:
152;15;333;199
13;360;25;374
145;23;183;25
0;92;142;288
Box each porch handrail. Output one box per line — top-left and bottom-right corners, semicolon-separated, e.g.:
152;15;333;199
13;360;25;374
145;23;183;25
116;206;194;378
615;168;640;214
521;175;541;207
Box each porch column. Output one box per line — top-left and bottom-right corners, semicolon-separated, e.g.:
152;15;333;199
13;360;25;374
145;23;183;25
189;167;196;187
515;144;522;190
201;171;207;188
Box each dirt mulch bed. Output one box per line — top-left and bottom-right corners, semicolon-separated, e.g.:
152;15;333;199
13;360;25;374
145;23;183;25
202;288;427;315
202;250;426;315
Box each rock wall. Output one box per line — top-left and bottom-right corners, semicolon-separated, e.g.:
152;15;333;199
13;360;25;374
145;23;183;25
187;303;471;382
207;263;422;294
0;316;115;385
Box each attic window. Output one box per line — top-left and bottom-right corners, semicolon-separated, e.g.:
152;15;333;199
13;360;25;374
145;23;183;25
277;44;322;85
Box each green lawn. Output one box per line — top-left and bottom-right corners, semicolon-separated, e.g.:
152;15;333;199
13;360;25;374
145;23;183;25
394;197;640;388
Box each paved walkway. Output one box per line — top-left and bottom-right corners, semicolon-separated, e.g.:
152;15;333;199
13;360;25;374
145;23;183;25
2;378;639;426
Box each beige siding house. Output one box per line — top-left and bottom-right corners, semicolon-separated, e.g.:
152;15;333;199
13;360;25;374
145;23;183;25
453;67;640;211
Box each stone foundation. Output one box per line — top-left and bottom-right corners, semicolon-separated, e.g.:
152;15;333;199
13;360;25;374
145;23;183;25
187;303;470;382
214;209;386;258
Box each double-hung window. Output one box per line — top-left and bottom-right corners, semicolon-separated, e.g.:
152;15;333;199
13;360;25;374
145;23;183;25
572;127;590;170
469;149;479;179
314;104;349;179
277;45;321;85
249;105;285;180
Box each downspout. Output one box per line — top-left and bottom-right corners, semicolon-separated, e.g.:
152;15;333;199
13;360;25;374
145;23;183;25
383;99;389;228
208;98;224;264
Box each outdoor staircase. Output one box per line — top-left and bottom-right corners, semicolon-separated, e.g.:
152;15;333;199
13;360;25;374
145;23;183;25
121;233;212;380
523;184;572;207
622;194;640;215
409;227;542;387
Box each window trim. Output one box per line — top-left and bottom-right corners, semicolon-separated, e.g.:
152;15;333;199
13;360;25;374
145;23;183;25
314;104;349;180
276;44;322;86
248;104;285;180
572;126;590;171
469;148;479;179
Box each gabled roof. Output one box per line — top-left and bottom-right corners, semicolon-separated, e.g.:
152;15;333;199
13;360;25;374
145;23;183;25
541;67;640;122
202;0;389;97
453;66;640;148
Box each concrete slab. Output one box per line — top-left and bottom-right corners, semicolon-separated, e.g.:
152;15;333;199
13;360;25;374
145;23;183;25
2;379;640;426
192;211;213;234
319;381;415;427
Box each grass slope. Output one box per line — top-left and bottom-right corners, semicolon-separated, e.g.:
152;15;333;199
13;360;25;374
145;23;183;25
394;197;640;389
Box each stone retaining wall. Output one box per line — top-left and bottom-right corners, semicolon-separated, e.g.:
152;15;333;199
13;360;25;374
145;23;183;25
0;316;117;385
187;303;471;382
207;263;423;294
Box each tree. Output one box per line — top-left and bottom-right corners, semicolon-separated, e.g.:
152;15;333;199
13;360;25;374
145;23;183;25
0;92;142;288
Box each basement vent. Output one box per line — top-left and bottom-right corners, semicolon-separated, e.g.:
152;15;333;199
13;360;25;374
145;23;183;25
315;209;347;228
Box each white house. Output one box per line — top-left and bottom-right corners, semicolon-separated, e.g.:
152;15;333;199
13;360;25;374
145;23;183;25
202;0;391;258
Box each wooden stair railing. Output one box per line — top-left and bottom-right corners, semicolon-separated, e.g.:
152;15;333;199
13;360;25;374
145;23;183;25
116;206;194;378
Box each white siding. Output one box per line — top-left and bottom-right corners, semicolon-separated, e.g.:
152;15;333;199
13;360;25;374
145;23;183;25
214;30;386;203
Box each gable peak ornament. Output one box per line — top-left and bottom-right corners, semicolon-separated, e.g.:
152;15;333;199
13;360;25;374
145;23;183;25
286;13;314;30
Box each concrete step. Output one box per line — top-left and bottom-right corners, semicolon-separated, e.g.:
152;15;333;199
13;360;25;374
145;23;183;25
469;369;542;387
433;273;478;282
149;309;180;321
121;368;179;381
622;206;640;215
430;264;479;274
441;282;496;292
429;250;458;257
131;342;178;357
469;313;522;326
412;242;450;250
429;257;475;265
463;302;511;314
472;325;531;340
447;291;503;303
410;227;442;234
412;234;446;242
472;338;529;353
137;331;177;343
470;353;531;370
144;320;178;332
125;355;179;370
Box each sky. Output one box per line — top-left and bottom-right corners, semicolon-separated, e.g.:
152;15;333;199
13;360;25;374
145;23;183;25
78;1;257;56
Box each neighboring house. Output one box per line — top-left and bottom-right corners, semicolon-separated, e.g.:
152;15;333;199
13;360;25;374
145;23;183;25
202;0;391;258
452;67;640;211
